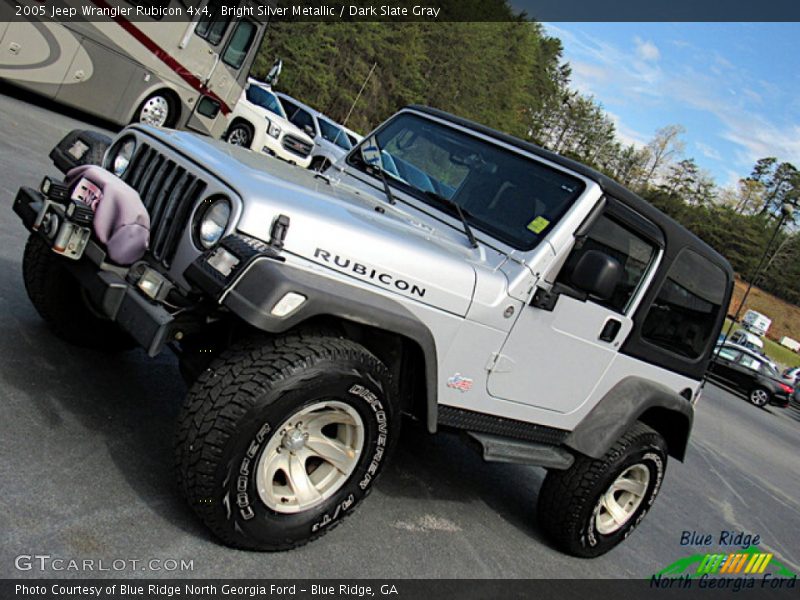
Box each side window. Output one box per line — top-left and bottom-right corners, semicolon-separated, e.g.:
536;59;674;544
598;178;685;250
641;249;728;359
222;21;257;69
717;347;741;361
194;2;231;46
738;355;761;371
556;214;656;313
287;109;316;135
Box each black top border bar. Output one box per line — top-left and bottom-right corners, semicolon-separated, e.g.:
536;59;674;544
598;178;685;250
5;0;800;22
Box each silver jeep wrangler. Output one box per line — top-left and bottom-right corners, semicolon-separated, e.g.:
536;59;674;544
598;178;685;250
13;106;733;557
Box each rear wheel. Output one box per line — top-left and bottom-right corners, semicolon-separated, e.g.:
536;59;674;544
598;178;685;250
537;422;667;557
748;387;770;407
22;235;133;351
175;333;398;551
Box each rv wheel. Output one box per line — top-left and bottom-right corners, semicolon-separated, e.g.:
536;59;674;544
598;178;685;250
136;92;175;128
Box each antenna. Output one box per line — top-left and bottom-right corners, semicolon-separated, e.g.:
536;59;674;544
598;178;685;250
342;62;377;128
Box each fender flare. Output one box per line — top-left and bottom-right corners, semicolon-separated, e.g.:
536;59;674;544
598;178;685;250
564;376;695;462
219;257;440;430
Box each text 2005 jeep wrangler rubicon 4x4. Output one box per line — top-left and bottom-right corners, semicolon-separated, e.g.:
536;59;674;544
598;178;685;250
13;106;732;557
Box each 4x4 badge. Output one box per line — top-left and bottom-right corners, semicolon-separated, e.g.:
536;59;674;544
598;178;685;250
447;373;473;392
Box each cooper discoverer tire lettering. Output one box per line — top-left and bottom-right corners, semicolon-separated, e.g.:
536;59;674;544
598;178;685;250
536;422;667;558
174;333;398;551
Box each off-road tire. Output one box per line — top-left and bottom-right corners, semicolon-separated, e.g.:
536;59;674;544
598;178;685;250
175;333;398;551
22;234;134;351
537;422;667;558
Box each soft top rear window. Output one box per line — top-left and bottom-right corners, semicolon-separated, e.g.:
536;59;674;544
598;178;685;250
641;248;728;359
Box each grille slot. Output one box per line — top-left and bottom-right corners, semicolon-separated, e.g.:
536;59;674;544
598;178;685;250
124;143;207;266
282;134;312;158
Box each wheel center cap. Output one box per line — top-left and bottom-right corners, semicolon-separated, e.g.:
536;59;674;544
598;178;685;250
282;428;306;452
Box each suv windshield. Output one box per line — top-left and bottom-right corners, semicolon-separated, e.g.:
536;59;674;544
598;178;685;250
319;118;353;150
246;86;285;118
349;113;585;250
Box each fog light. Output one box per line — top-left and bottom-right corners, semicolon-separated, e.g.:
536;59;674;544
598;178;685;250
137;268;166;300
207;247;240;277
271;292;306;317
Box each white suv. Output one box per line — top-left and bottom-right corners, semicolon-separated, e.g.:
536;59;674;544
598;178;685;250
275;92;354;171
224;79;315;168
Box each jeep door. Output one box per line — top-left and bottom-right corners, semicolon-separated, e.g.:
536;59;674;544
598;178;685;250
487;201;661;414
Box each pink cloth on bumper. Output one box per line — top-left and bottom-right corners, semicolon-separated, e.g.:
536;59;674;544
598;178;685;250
66;165;150;265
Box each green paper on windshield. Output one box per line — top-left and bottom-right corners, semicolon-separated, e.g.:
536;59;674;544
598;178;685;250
527;216;550;234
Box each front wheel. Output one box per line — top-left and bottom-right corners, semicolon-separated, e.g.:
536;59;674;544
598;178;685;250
225;122;253;148
748;387;770;407
537;422;667;557
175;334;398;551
22;235;133;351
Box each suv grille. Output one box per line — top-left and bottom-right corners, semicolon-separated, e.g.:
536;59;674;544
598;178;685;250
124;144;207;266
282;135;312;158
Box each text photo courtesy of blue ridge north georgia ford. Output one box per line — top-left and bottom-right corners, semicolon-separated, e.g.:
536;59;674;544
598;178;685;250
0;0;799;592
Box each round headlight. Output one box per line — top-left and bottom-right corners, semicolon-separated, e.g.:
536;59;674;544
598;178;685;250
111;138;136;177
197;198;231;249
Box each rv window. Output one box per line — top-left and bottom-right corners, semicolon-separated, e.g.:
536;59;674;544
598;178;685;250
194;2;231;46
222;21;257;69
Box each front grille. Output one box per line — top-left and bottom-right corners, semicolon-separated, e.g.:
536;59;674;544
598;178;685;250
282;134;312;158
124;143;207;266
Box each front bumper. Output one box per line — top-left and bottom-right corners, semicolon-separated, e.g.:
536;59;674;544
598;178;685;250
15;186;184;356
14;185;293;356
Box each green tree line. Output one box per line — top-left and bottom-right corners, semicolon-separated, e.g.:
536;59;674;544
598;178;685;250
251;6;800;305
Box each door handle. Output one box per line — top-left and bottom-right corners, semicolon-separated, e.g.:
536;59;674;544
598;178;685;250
599;319;622;342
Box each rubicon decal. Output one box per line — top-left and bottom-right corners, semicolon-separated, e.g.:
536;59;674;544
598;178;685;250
314;248;426;298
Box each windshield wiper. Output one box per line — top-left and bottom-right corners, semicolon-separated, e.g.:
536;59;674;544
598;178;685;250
422;190;478;249
359;141;396;206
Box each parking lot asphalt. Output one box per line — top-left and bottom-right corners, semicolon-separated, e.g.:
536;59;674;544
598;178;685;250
1;88;799;580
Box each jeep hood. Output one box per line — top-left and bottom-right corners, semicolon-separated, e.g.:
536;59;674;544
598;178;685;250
159;131;479;315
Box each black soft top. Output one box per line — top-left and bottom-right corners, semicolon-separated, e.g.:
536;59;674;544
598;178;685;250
407;105;734;380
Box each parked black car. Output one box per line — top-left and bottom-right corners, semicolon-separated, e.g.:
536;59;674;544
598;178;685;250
707;343;793;408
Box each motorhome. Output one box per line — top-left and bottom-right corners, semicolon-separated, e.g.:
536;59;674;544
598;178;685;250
0;0;268;137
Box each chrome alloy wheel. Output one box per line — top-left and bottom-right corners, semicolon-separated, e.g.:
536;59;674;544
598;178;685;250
256;401;365;514
749;388;769;407
227;126;251;146
139;96;170;127
594;464;650;535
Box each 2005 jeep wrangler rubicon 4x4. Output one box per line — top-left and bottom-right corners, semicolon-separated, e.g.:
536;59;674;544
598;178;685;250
13;106;732;557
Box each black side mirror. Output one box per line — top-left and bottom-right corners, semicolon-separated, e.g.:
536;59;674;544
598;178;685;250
570;250;623;300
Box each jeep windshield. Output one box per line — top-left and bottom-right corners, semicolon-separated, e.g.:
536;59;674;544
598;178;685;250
348;112;586;250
